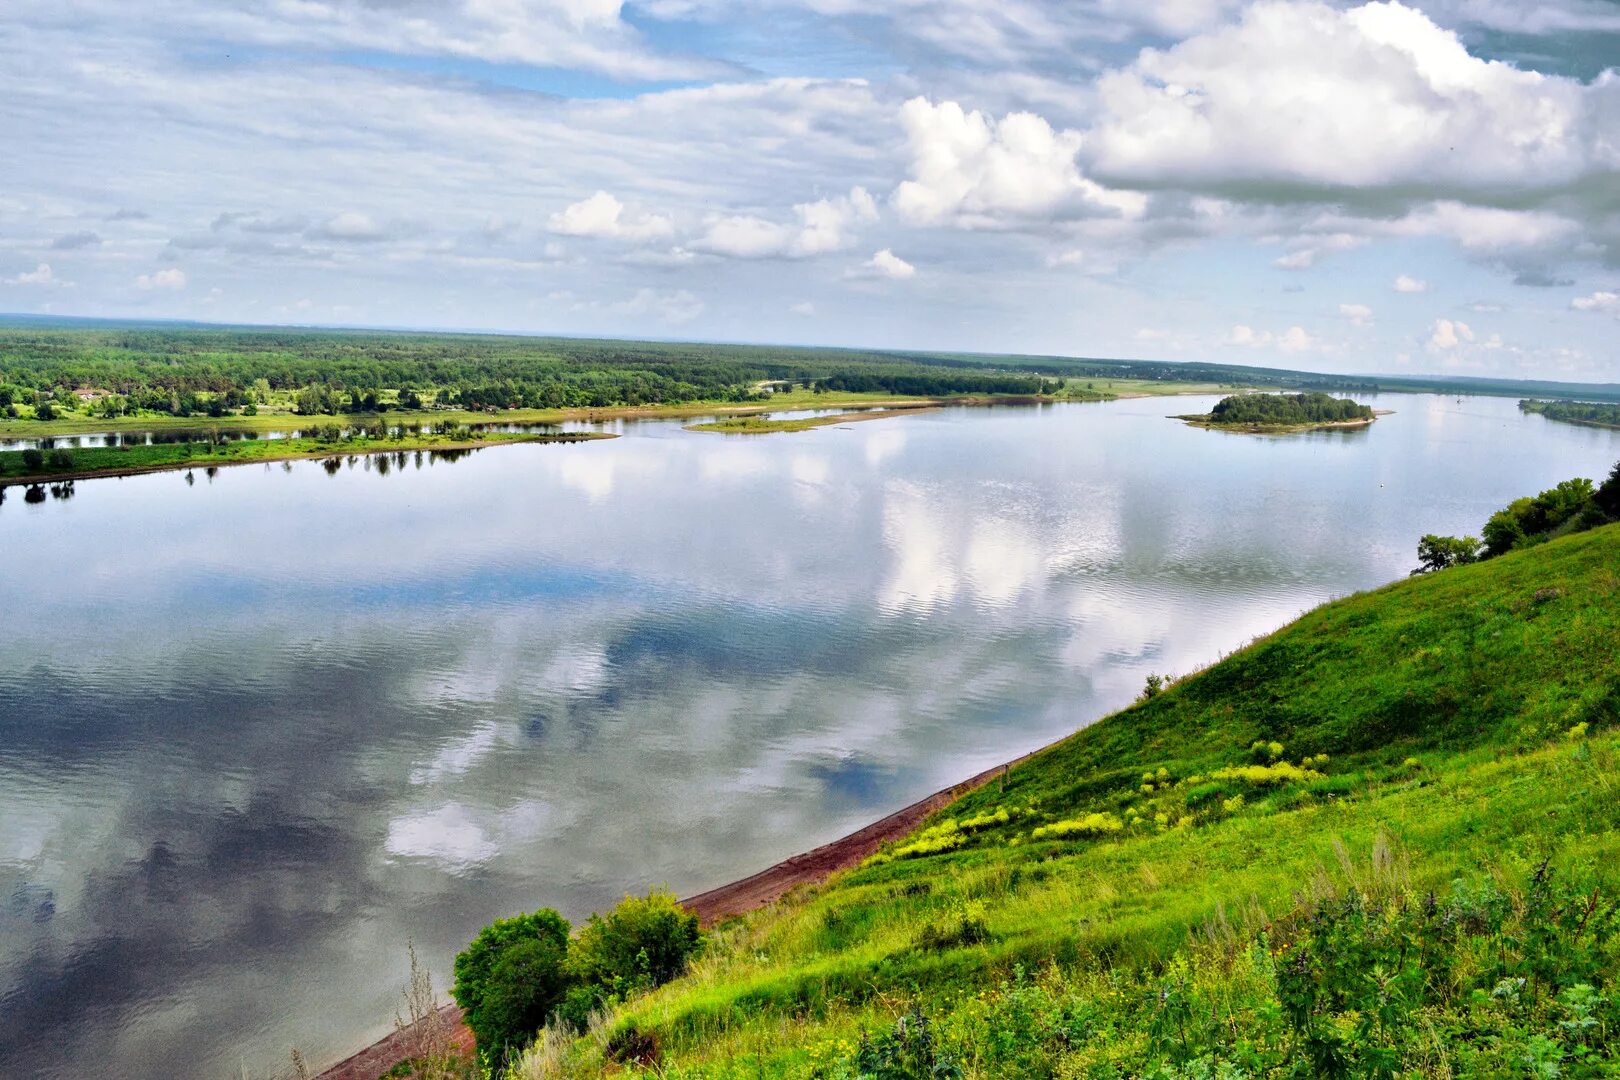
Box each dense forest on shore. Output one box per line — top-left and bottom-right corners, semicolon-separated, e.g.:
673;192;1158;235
1521;399;1620;430
3;322;1619;427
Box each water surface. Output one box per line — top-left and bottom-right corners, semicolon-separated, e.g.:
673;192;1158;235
1;394;1615;1078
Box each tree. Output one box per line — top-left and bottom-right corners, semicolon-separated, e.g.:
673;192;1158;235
1594;461;1620;521
451;909;572;1063
567;889;703;993
1413;534;1482;574
35;400;55;421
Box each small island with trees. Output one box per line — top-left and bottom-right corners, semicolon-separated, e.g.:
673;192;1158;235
1175;391;1380;433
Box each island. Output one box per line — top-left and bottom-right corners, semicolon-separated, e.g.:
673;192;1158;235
1175;391;1380;433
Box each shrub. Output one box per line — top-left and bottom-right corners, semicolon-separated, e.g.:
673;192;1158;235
451;909;571;1063
21;448;44;470
915;901;990;952
1030;813;1123;840
48;449;73;469
567;889;702;994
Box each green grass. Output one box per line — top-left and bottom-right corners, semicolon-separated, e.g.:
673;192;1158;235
0;428;611;485
505;525;1620;1078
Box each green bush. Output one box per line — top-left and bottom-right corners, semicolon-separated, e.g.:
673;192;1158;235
567;889;703;994
451;909;571;1063
21;448;44;471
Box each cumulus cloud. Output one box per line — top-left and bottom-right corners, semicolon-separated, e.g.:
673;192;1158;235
135;267;187;290
849;248;917;280
548;191;676;241
1087;1;1615;204
1572;290;1619;314
1427;317;1474;350
1339;303;1373;325
5;262;62;286
1223;323;1315;351
694;187;877;258
893;97;1145;228
1393;274;1431;293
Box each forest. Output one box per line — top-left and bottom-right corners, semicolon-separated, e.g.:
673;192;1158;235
1204;391;1375;426
3;322;1618;426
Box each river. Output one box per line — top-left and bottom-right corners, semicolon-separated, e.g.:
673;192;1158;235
1;393;1616;1078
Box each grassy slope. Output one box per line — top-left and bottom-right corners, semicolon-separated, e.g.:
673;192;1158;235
530;525;1620;1077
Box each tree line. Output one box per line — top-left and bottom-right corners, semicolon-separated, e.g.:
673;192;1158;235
1414;460;1620;572
1206;392;1375;425
1520;399;1620;429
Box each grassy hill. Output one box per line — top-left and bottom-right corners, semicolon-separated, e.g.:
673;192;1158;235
504;524;1620;1078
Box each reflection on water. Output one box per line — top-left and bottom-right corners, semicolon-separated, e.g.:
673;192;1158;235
1;394;1617;1079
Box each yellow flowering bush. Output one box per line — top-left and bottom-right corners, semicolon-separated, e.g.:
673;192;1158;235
1030;812;1124;840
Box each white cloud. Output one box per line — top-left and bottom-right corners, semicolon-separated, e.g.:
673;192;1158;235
1427;317;1474;350
1223;323;1316;351
1277;325;1314;352
1393;274;1430;293
1339;303;1373;325
548;191;676;242
1088;1;1613;204
850;248;917;280
694;187;877;258
1572;290;1619;314
1224;324;1268;347
135;267;187;291
29;0;720;82
789;300;816;315
1273;233;1367;270
893;97;1145;228
5;262;61;286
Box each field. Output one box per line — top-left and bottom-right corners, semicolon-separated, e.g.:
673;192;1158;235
502;523;1620;1078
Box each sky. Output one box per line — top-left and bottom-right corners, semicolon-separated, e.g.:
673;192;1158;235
3;0;1618;379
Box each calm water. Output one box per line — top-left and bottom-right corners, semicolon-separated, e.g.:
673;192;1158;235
1;394;1616;1078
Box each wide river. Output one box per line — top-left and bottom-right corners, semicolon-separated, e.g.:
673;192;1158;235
2;393;1617;1078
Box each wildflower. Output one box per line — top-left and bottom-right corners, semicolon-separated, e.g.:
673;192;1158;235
1222;794;1245;814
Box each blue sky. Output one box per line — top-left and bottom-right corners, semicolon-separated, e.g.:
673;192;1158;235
3;0;1618;377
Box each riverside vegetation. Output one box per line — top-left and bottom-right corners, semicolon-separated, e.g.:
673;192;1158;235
0;423;612;489
407;461;1620;1079
1521;399;1620;431
1176;392;1377;432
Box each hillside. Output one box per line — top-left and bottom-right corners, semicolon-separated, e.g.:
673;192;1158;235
502;524;1620;1078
